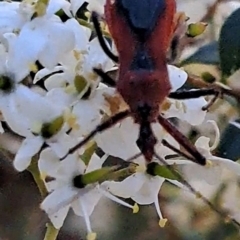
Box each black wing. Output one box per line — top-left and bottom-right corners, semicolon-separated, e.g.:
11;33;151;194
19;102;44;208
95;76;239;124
117;0;166;33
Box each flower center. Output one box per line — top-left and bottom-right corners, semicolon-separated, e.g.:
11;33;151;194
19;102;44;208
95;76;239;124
0;75;15;93
146;162;158;176
40;116;64;139
73;174;86;188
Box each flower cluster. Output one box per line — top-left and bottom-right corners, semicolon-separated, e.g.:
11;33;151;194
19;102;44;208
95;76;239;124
0;0;240;240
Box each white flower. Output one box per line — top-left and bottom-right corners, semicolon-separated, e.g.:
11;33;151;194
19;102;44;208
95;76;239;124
8;15;75;72
95;66;204;159
8;91;74;171
95;117;165;160
70;0;85;16
34;31;113;94
173;121;240;185
163;65;207;126
40;149;137;238
72;84;117;136
102;156;185;227
87;0;106;15
0;1;26;35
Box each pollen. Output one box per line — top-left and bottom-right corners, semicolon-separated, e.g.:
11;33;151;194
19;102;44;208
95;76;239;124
65;84;76;94
206;160;213;168
64;111;79;130
28;63;38;73
159;218;168;228
161;99;171;111
31;122;42;134
133;203;139;214
73;50;81;61
85;11;91;20
87;232;97;240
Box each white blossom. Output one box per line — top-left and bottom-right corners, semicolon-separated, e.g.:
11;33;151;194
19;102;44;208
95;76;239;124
40;149;137;238
102;156;185;227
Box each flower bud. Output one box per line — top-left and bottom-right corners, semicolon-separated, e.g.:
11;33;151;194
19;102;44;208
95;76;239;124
187;22;208;37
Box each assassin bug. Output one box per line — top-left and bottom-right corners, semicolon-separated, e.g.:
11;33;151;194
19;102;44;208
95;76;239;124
58;0;240;229
63;0;211;165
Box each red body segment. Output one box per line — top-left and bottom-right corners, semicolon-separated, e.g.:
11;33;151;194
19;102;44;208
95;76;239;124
105;0;176;123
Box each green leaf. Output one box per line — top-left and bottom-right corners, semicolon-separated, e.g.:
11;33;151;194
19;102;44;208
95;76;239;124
181;41;219;66
219;8;240;77
217;119;240;161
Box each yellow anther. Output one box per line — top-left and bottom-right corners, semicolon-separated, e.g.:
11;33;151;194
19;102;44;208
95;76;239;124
65;112;79;130
159;218;168;228
73;50;81;61
87;232;97;240
65;84;77;94
85;11;91;19
133;203;139;214
31;122;42;134
206;160;213;168
28;63;38;73
161;99;171;111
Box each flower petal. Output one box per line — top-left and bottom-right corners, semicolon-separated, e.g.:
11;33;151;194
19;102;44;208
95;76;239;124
14;136;43;171
132;176;165;205
41;186;77;228
72;187;101;216
102;173;145;198
168;65;188;92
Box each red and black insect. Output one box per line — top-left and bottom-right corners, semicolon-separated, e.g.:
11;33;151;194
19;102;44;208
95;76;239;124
60;0;240;228
62;0;220;165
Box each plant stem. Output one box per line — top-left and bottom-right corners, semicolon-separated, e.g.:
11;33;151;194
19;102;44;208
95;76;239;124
43;223;59;240
28;158;59;240
28;158;48;197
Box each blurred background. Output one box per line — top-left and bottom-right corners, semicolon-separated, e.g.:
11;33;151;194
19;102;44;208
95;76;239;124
1;0;240;239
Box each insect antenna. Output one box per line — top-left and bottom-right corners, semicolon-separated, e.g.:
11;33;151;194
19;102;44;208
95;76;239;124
92;11;119;63
61;110;130;160
153;152;240;229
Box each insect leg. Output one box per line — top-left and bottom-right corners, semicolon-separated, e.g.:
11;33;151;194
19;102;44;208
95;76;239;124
161;139;195;161
169;88;221;111
157;115;206;165
153;152;240;229
93;68;116;87
92;11;119;63
169;88;218;99
61;110;130;160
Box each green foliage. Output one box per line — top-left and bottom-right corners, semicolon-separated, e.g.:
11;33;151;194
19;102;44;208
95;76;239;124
219;8;240;78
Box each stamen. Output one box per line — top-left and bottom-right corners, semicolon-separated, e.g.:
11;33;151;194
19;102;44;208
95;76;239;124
79;199;94;235
133;203;139;213
207;120;220;151
99;187;138;212
154;197;168;228
87;232;97;240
